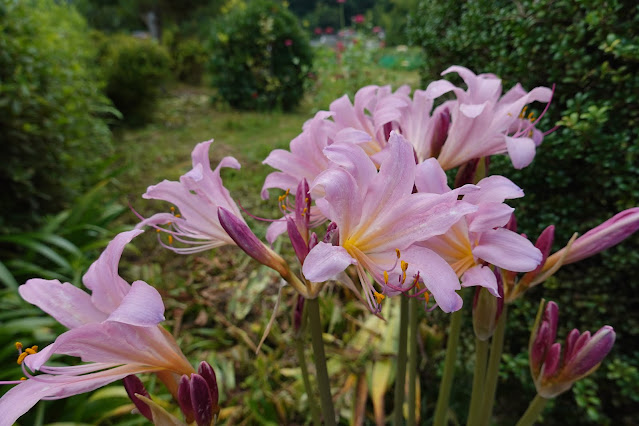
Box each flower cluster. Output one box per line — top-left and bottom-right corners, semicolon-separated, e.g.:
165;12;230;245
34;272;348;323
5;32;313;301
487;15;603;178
3;66;638;425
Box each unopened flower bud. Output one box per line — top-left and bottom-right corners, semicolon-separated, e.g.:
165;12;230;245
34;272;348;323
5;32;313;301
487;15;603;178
218;207;288;276
472;268;504;341
123;375;152;421
529;300;615;398
177;362;220;426
519;225;555;286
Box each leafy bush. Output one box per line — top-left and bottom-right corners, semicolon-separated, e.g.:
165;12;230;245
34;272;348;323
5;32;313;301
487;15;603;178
98;33;172;125
409;0;639;423
208;0;313;111
0;0;114;229
164;33;209;85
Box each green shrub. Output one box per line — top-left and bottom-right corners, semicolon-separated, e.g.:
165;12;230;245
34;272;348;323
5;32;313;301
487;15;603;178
0;0;114;230
208;0;313;111
409;1;639;423
167;34;209;85
98;33;172;125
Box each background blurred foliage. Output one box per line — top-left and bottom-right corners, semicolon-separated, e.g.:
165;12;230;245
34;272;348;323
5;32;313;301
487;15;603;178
0;0;114;230
409;0;639;423
208;0;313;111
95;32;172;126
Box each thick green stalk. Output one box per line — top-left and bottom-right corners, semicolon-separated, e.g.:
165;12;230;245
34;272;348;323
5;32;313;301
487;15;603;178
295;330;321;426
407;296;419;426
433;309;463;426
467;338;489;425
306;297;336;426
515;394;549;426
393;296;410;426
479;305;508;426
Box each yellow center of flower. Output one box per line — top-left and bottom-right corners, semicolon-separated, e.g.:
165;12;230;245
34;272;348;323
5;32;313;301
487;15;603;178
373;291;386;304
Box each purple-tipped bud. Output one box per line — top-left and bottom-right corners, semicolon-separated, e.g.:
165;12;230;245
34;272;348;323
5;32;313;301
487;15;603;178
323;222;339;245
197;361;219;416
546;208;639;268
294;294;305;333
541;343;562;378
519;226;555;286
308;232;319;251
190;374;214;426
531;322;551;371
218;207;287;275
294;179;311;235
287;216;309;263
431;106;450;157
505;213;517;232
529;300;616;398
178;374;195;422
543;301;559;344
123;375;153;421
454;158;480;188
563;326;615;379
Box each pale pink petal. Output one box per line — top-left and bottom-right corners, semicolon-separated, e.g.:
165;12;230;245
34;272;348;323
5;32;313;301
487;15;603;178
333;128;373;145
360;132;416;221
459;102;487;118
312;168;362;237
323;142;377;189
19;279;107;329
261;172;301;199
467;203;515;232
83;230;143;314
0;364;155;426
302;242;356;282
400;246;463;313
460;264;499;296
505;135;537;169
265;219;288;244
106;281;165;326
463;175;524;204
415;158;450;194
474;228;542;272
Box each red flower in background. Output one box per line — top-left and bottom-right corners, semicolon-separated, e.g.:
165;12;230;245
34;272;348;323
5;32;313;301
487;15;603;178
353;14;365;24
284;39;293;47
325;26;334;34
314;27;322;35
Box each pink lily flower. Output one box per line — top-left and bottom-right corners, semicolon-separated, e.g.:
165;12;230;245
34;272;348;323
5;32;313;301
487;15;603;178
416;158;542;295
529;300;615;398
302;132;477;312
0;230;195;426
431;66;553;170
329;85;410;157
138;140;244;254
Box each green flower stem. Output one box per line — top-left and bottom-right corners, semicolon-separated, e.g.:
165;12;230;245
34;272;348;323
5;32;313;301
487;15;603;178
306;297;336;426
515;394;549;426
393;296;410;426
433;309;463;426
467;337;489;425
408;296;419;426
295;305;321;426
479;305;508;426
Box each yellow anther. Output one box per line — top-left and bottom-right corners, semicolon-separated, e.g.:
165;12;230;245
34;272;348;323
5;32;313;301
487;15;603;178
15;342;23;351
401;261;408;272
424;292;430;304
373;291;386;305
25;347;37;355
528;112;535;121
170;206;175;213
395;249;401;259
168;235;174;245
305;197;309;203
20;377;27;381
519;106;528;119
383;270;389;284
17;352;28;365
284;189;290;196
156;228;161;233
175;214;181;218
